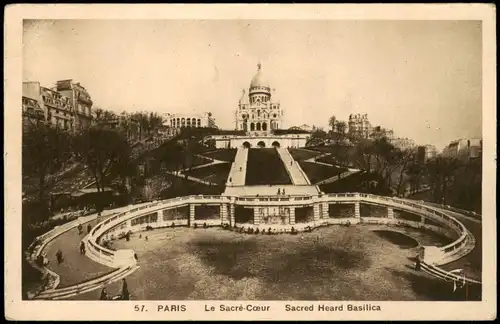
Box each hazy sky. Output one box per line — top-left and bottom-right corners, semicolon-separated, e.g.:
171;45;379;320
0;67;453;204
23;19;482;149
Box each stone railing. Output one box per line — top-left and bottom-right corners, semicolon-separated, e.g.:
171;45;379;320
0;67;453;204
86;193;474;269
26;206;150;300
30;192;480;299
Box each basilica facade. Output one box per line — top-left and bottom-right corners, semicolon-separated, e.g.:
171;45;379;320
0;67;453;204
235;63;284;135
209;63;308;149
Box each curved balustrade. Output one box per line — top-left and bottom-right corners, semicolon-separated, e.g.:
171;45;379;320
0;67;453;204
86;193;474;268
29;192;480;300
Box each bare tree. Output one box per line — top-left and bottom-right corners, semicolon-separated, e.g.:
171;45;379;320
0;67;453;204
328;115;336;132
73;127;131;194
22;123;72;202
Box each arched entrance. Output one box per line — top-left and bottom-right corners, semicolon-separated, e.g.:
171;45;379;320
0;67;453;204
272;141;281;148
257;141;266;148
242;141;251;148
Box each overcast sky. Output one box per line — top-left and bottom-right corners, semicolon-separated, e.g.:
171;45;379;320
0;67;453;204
23;19;482;150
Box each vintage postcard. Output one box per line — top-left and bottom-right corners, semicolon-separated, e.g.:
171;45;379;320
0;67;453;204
4;3;497;321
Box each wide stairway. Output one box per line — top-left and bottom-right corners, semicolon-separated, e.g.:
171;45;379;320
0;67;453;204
226;147;248;186
276;148;311;185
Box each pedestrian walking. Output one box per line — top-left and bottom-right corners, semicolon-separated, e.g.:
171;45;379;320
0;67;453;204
121;279;130;300
277;188;281;195
80;241;86;255
87;224;92;234
56;250;64;265
99;287;108;300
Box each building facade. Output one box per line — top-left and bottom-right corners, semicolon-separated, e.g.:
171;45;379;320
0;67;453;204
416;144;438;163
348;113;372;139
390;137;416;151
22;96;45;130
22;80;93;132
235;63;284;136
56;80;93;132
166;111;216;129
442;138;482;161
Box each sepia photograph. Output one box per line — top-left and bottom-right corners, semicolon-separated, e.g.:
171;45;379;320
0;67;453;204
5;3;497;321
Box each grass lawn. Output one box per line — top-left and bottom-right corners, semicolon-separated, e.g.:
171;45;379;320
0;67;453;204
183;163;231;185
245;149;292;186
68;224;478;301
288;148;322;161
298;161;348;184
199;149;237;162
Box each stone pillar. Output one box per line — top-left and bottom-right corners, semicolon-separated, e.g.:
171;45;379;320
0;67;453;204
387;207;394;219
230;203;235;227
253;207;260;225
189;204;196;227
354;202;361;218
289;207;296;225
313;204;320;222
322;202;329;219
220;204;228;224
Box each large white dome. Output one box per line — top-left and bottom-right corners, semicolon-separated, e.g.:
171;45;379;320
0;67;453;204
249;63;270;89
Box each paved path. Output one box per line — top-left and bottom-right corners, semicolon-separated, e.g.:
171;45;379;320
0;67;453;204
316;170;362;185
226;148;248;187
404;198;482;281
42;217;115;288
304;152;331;163
277;148;311;185
165;170;218;186
427;207;482;281
186;159;227;171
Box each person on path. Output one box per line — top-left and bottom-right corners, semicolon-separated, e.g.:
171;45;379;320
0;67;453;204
121;279;130;300
277;188;281;196
77;223;83;235
80;241;86;255
56;250;64;265
100;287;108;300
87;224;92;234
